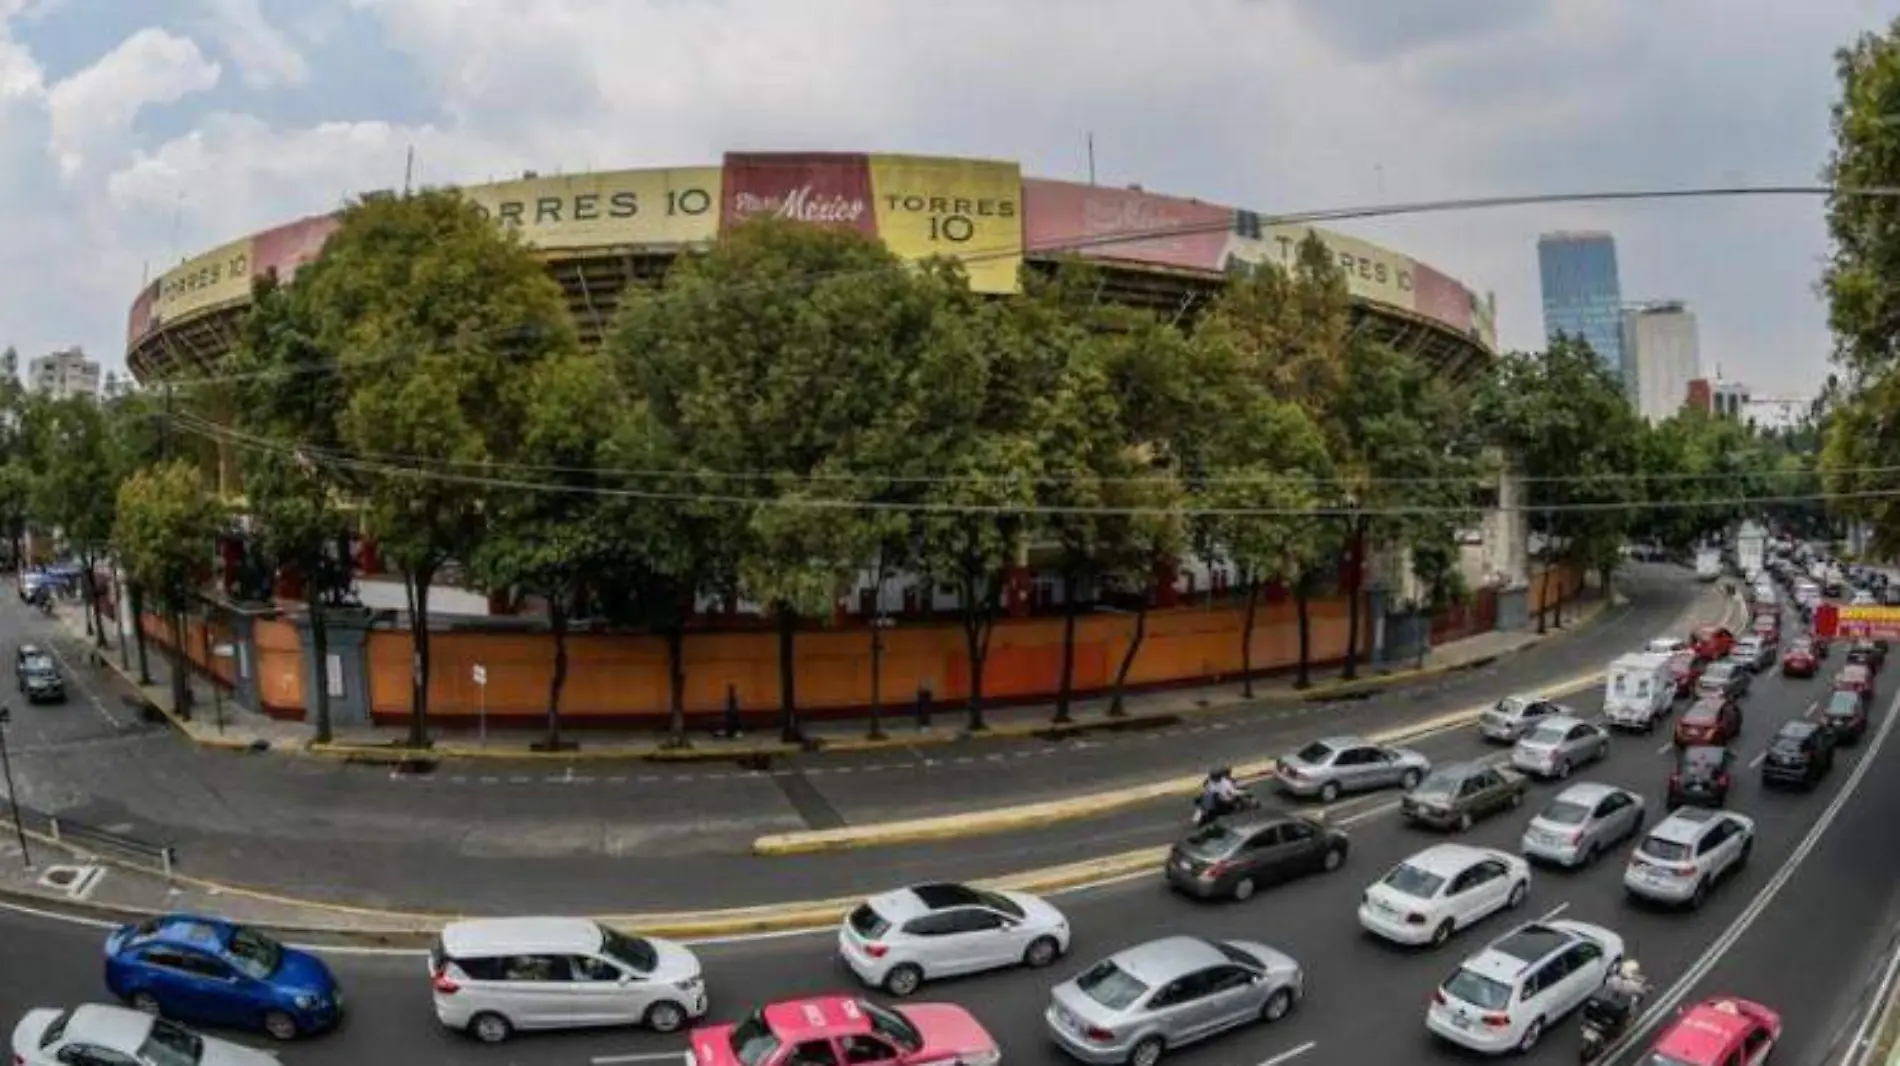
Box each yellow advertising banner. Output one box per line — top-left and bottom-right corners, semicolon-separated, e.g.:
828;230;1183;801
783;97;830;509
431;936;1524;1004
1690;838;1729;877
1224;222;1418;314
462;166;723;250
869;154;1023;294
155;237;254;323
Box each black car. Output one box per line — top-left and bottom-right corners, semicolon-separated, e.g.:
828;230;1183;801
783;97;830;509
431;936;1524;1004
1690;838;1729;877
1762;720;1835;790
1845;641;1887;673
1165;813;1349;901
1818;687;1870;744
14;644;64;703
1666;745;1734;808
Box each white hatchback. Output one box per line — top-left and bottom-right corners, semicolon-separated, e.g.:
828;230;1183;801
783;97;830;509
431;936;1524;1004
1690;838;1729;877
1427;919;1626;1055
839;882;1070;996
1357;844;1530;947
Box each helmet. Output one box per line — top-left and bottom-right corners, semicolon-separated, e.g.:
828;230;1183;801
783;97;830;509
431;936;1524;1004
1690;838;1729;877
1211;767;1232;779
1618;959;1643;980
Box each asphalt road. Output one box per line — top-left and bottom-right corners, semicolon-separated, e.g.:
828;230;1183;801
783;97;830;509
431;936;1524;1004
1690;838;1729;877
0;569;1702;912
3;593;1893;1065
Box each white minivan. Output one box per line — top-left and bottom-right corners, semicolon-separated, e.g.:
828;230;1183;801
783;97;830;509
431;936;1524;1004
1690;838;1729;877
428;917;707;1043
1603;652;1673;733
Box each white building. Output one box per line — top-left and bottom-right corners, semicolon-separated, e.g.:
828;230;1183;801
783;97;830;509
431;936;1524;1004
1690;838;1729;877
1711;378;1750;419
1622;301;1700;424
27;347;101;399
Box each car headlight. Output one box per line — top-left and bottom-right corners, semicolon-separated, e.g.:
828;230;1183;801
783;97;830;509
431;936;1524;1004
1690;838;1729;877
676;978;702;991
961;1051;1002;1066
294;994;318;1010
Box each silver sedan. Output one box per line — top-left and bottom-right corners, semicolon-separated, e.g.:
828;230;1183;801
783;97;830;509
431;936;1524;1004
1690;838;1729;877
1520;782;1645;867
1045;936;1301;1066
1275;736;1431;804
1509;716;1611;780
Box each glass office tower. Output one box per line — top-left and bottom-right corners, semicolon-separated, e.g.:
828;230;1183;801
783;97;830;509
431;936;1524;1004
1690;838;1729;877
1537;232;1626;384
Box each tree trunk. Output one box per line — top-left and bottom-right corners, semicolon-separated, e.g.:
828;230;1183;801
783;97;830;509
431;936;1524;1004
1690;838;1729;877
1107;598;1150;717
776;604;800;744
665;622;687;747
306;584;333;744
545;598;569;752
962;596;989;732
1240;576;1261;699
1053;567;1080;723
405;567;435;749
1294;573;1314;689
169;610;190;720
130;582;152;684
1538;561;1555;634
1342;522;1366;681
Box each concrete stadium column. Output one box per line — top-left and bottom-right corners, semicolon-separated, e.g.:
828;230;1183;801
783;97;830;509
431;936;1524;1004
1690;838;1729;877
291;608;376;728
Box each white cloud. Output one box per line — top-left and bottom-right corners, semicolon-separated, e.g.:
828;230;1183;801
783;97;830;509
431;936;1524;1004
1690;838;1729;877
196;0;309;88
47;27;219;178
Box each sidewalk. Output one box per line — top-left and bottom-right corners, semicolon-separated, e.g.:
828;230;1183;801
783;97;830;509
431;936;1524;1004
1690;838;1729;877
57;591;1616;764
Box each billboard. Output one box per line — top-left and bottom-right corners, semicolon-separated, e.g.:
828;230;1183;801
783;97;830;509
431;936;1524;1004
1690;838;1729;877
1412;263;1472;336
1021;178;1228;273
722;152;876;236
464;167;722;250
252;215;340;286
127;281;158;347
1225;215;1417;313
154;236;254;324
870;154;1023;294
1814;603;1900;640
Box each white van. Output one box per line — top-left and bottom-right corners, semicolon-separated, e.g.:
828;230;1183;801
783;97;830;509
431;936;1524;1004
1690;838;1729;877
1603;651;1674;733
429;917;707;1043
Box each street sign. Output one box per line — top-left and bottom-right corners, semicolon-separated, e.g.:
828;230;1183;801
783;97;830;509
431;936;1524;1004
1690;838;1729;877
472;664;487;687
1814;603;1900;640
212;643;235;659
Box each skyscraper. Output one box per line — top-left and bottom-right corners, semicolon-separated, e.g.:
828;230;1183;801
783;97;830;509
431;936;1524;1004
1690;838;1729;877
1622;301;1700;424
1538;232;1626;383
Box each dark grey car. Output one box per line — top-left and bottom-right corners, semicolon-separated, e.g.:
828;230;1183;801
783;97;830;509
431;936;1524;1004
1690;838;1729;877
1696;661;1750;700
1400;763;1528;832
1165;815;1349;901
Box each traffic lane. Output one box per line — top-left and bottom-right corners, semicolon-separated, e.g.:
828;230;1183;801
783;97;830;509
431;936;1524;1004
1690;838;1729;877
0;659;1870;1066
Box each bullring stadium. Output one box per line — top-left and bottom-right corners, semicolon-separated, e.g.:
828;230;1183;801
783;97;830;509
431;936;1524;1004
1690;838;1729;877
125;150;1499;384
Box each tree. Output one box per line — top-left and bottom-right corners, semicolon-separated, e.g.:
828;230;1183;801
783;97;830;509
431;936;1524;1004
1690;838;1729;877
297;190;579;747
103;386;168;683
33;396;117;646
230;274;356;743
114;461;223;716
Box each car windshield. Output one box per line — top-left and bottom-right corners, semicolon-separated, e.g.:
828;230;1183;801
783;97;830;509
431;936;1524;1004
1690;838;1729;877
848;903;890;939
1412;771;1460;798
973;889;1024;919
21;654;52;672
1704;664;1733;680
1828;691;1862;715
1294;741;1335;763
598;926;658;973
1443;968;1512;1010
1494;697;1527;715
1540;799;1591;825
1183;823;1242;855
225;926;283;980
1382;862;1446;898
728;1012;781;1066
1684;704;1720;724
1644;839;1692;862
1077;960;1149;1010
137;1017;204;1066
862;1001;923;1053
1678;748;1726;773
1524;723;1568;746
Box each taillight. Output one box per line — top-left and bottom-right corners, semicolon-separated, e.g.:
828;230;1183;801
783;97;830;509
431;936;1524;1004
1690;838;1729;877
1568;829;1585;843
1668;773;1681;787
1433;990;1447;1005
1200;861;1231;882
431;972;460;995
1084;1025;1116;1042
1482;1012;1512;1027
864;943;889;958
1716;773;1730;788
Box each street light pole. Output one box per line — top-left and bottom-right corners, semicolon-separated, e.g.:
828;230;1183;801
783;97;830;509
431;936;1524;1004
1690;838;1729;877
0;706;31;869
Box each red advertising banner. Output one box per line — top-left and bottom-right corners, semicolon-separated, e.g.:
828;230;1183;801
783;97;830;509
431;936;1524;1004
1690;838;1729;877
721;152;876;236
1021;178;1228;271
126;280;158;347
1412;263;1473;336
251;214;340;285
1814;603;1900;640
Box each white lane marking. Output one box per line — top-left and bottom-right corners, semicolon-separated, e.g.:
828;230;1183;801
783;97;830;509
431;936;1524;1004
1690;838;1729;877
1748;750;1767;768
39;634;121;729
1538;902;1570;922
592;1053;689;1064
0;897;118;930
1839;921;1900;1065
1656;741;1675;755
1259;1041;1317;1066
1604;681;1900;1065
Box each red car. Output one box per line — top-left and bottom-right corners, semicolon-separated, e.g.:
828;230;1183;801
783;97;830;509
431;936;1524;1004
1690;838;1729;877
1781;638;1819;678
1692;624;1735;661
1669;650;1711;697
690;996;999;1066
1675;696;1742;747
1642;996;1779;1065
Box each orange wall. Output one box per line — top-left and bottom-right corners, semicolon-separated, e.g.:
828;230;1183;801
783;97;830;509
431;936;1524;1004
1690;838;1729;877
147;566;1584;724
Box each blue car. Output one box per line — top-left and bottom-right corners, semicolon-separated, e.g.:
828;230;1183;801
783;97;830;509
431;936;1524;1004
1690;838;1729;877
103;914;342;1040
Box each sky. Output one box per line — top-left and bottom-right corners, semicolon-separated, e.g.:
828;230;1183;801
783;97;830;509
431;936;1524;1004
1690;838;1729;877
0;0;1892;403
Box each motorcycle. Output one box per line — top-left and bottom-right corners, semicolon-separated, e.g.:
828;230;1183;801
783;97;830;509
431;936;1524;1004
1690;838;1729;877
1579;985;1641;1062
1190;787;1259;826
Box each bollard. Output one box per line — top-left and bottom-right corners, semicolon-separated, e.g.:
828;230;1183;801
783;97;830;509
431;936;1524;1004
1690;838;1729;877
722;684;742;739
916;685;932;731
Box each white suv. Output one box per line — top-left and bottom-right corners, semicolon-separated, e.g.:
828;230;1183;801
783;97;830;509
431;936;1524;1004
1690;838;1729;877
1426;920;1625;1055
839;882;1070;996
1623;807;1755;909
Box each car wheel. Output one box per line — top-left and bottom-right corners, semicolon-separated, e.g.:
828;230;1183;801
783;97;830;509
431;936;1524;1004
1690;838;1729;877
1517;1015;1545;1053
645;1001;687;1033
1261;987;1294;1023
1738;837;1754;867
1690;878;1709;910
262;1010;299;1042
1431;919;1454;946
1319;781;1341;803
1232;877;1257;902
1401;769;1422;790
1508;789;1523;808
884;963;924;997
1322;847;1345;872
1507;880;1527;909
1579;842;1600;868
1129;1035;1166;1066
1457;811;1474;832
469;1012;513;1044
1555;759;1571;781
129;991;160;1015
1025;935;1061;968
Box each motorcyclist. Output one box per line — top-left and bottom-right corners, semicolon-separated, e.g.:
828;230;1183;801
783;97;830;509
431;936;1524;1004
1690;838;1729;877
1199;767;1247;819
1603;958;1649;1003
